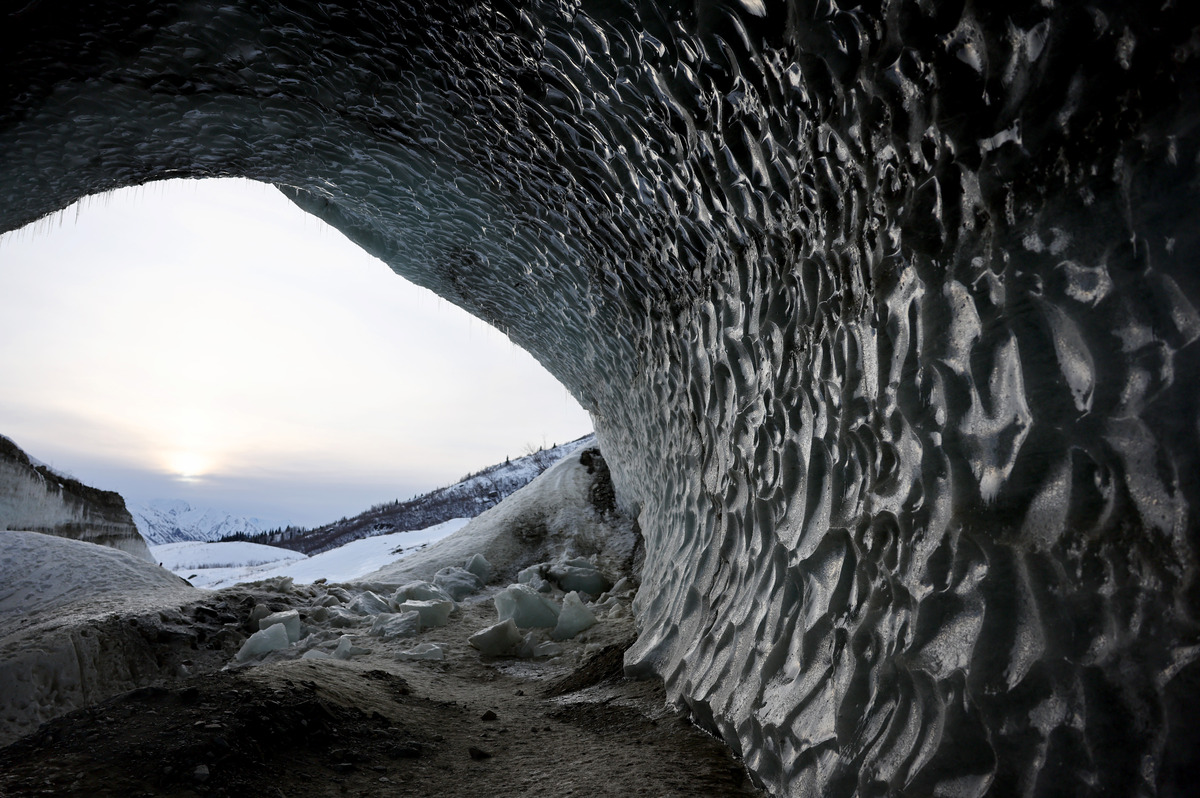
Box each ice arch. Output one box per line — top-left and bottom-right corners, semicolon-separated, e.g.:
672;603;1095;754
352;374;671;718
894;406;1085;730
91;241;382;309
3;1;1199;794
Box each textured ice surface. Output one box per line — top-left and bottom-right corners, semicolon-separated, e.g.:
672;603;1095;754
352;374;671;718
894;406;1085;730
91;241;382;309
4;1;1200;794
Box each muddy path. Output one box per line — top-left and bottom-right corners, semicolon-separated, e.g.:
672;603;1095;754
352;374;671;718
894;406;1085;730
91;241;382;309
0;588;765;798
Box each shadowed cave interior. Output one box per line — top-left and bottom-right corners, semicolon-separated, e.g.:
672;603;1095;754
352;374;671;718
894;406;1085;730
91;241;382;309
2;1;1200;795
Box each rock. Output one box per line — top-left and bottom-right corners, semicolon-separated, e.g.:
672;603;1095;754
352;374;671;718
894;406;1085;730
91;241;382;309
468;746;492;760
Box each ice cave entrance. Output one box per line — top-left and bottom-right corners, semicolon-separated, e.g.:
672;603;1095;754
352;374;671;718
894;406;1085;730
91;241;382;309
0;177;590;527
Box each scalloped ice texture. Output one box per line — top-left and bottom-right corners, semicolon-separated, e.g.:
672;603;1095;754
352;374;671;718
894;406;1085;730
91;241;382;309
2;1;1200;794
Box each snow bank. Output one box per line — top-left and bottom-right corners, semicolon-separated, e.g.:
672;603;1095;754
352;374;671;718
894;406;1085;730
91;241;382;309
359;451;639;588
153;519;468;589
0;531;197;745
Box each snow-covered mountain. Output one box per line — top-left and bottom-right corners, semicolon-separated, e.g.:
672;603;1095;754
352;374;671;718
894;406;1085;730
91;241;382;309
131;500;273;546
247;433;596;555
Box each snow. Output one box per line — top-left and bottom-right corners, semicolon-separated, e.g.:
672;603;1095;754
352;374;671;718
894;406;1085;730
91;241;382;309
150;518;469;589
0;531;198;744
133;499;275;545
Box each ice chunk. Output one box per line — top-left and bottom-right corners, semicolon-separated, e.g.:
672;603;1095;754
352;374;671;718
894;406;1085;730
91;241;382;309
393;599;454;628
391;580;454;604
518;632;564;658
249;603;272;628
494;583;561;628
301;649;332;660
464;553;492;583
468;618;524;656
259;609;301;644
434;566;483;600
517;563;553;592
234;623;291;663
332;636;370;660
548;559;611;595
397;642;445;662
347;590;392;615
552;591;598;640
326;607;365;628
369;611;421;639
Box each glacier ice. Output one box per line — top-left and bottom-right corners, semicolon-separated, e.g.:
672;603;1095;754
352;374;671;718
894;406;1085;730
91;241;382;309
546;559;610;596
463;553;492;583
258;609;301;644
551;592;597;641
392;599;453;629
391;581;454;605
432;566;483;601
396;642;444;662
493;583;561;629
234;623;290;663
468;619;523;657
369;611;421;639
4;1;1200;793
346;591;391;616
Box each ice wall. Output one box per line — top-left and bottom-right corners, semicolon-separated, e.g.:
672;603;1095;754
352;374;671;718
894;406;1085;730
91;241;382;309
0;437;151;561
2;1;1199;794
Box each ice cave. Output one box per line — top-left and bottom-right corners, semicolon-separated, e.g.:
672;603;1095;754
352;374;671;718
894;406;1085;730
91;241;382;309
2;1;1199;795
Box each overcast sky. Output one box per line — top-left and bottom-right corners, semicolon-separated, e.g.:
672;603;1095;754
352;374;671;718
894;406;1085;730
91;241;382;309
0;178;591;527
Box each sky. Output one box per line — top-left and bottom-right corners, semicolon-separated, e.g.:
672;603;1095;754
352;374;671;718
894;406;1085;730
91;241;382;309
0;178;592;528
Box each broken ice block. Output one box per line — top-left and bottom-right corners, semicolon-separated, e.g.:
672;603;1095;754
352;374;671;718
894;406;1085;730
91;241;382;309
552;591;598;640
393;599;454;628
494;583;561;628
464;553;493;583
468;619;523;656
234;623;290;663
259;609;301;643
391;580;454;604
434;566;483;600
397;642;445;662
547;558;611;595
369;611;421;639
347;590;392;615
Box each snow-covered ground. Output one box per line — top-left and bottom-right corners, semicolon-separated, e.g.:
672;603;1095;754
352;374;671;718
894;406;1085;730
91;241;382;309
150;518;469;589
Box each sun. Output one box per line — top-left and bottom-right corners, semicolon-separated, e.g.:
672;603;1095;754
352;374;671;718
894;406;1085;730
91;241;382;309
168;452;210;480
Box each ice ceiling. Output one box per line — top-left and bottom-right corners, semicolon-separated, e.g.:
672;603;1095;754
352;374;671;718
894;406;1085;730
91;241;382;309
3;1;1199;794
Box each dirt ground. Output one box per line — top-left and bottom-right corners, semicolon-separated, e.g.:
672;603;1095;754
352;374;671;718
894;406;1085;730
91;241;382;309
0;586;766;798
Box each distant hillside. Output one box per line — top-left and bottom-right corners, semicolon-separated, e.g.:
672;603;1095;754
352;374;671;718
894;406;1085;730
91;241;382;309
132;500;273;546
225;434;595;555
